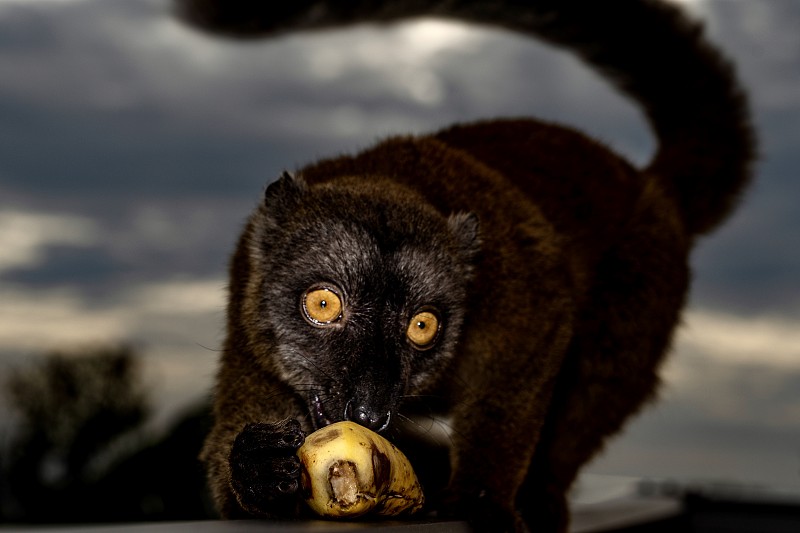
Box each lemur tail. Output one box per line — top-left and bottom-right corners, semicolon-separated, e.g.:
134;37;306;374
177;0;756;237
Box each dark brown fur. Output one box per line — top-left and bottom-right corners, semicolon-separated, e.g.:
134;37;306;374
177;1;756;531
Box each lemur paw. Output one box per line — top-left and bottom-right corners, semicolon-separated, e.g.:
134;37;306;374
229;418;305;517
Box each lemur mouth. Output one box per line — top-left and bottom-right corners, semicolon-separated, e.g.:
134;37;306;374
310;393;333;430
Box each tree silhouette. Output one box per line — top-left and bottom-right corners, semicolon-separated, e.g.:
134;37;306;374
1;346;213;522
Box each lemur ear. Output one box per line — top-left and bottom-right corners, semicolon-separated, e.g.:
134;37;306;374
264;171;307;218
447;212;481;262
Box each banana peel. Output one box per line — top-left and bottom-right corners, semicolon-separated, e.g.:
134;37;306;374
297;421;425;518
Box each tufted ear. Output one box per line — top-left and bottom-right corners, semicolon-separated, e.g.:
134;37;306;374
447;212;481;262
263;171;307;220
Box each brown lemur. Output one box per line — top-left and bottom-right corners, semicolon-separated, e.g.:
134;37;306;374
176;1;756;531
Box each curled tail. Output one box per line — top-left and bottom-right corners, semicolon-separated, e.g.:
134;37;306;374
497;0;757;237
178;0;756;236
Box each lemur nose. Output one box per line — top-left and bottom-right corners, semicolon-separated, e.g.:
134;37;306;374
345;402;391;432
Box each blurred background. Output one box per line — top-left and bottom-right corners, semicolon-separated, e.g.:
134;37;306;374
0;0;797;523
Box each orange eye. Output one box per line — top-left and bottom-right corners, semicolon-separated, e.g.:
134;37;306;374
303;288;342;325
406;310;440;348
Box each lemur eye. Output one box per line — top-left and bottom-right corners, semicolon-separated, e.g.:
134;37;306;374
406;310;440;349
303;287;342;325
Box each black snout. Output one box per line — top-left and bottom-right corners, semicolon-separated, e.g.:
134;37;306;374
345;400;391;432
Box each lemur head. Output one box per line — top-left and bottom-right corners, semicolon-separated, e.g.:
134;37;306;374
243;172;479;432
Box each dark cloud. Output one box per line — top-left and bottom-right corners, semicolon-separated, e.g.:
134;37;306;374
676;0;800;317
0;0;653;200
690;149;800;316
591;358;800;488
3;244;121;286
0;96;301;198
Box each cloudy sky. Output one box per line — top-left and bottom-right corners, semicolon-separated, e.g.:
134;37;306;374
0;0;798;495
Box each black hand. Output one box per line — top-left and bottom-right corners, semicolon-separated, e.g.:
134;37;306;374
229;418;305;517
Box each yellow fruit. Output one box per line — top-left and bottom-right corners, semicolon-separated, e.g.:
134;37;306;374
297;421;425;518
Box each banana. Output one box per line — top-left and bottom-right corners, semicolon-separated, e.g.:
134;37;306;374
297;420;425;518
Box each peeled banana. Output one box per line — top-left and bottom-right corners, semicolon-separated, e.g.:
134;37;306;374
297;421;425;518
